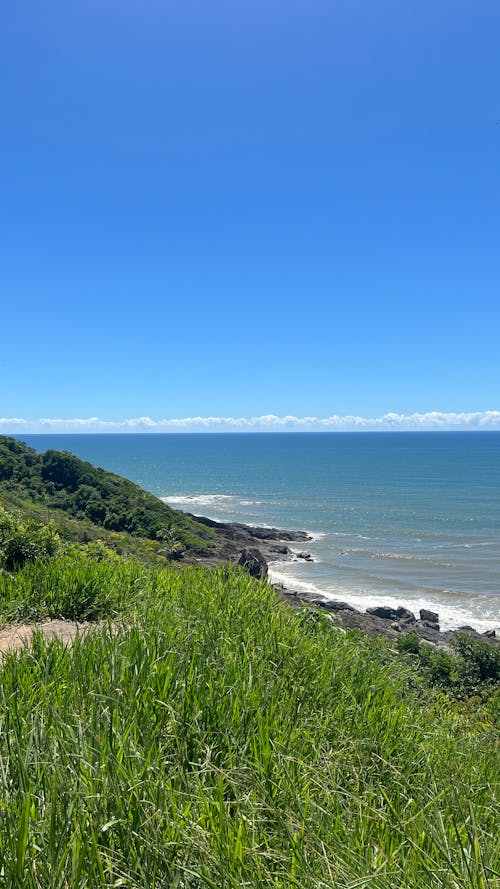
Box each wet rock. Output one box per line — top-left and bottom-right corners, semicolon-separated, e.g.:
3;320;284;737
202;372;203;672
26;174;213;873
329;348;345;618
367;606;415;622
421;620;441;631
419;609;439;624
184;513;311;567
238;548;268;579
414;620;448;640
238;525;310;543
397;607;417;623
367;606;397;620
317;599;357;613
296;552;313;561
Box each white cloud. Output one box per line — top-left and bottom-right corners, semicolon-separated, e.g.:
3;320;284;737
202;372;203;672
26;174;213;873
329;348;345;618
1;411;500;433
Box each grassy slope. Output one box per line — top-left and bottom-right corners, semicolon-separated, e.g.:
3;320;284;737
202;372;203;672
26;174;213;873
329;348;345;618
0;561;498;888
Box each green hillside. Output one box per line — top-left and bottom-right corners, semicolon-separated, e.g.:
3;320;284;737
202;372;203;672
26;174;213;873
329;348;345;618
0;435;214;555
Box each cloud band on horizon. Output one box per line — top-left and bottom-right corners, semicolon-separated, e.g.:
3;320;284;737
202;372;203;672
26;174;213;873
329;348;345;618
1;411;500;433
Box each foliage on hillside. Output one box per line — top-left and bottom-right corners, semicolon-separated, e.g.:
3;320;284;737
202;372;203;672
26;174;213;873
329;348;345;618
0;505;60;570
397;628;500;704
0;435;214;553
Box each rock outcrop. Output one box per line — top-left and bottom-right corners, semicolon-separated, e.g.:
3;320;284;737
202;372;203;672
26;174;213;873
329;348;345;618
238;548;268;579
367;605;416;623
183;513;311;567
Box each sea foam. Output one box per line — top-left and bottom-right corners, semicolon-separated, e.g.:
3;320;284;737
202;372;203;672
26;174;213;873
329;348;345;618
268;563;500;632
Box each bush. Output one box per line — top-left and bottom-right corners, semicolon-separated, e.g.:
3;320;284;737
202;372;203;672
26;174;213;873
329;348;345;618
0;507;60;571
397;630;500;701
397;630;420;654
451;631;500;684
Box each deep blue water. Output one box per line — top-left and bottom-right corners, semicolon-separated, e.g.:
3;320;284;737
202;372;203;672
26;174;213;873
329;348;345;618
18;433;500;630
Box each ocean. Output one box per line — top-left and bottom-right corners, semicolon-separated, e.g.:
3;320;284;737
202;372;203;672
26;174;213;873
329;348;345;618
18;432;500;632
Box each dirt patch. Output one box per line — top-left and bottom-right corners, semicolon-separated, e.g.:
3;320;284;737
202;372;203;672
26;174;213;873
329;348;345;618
0;619;104;655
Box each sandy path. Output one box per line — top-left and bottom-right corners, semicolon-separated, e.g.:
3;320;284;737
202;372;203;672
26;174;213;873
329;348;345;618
0;619;104;655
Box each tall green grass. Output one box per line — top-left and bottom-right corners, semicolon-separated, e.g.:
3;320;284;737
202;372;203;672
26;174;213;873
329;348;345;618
0;553;147;623
0;564;498;887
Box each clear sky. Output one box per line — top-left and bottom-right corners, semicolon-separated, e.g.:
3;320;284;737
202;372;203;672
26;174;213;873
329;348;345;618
1;0;499;431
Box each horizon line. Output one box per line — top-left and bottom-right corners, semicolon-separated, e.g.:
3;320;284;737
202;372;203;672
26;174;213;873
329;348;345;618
2;410;500;434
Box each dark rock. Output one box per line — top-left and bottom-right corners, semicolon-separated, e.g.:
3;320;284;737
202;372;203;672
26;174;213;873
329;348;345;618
183;513;312;570
421;620;440;631
367;606;398;620
419;609;439;624
296;552;313;561
317;599;357;613
396;607;417;623
367;606;415;622
483;629;496;638
458;625;478;634
276;584;457;648
234;524;310;543
414;624;442;643
238;548;268;579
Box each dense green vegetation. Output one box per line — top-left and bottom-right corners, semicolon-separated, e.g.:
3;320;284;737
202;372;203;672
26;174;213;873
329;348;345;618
0;505;61;570
397;629;500;705
0;561;497;887
0;436;214;554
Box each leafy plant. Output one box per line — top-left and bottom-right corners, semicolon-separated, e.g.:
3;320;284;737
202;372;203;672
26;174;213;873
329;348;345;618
156;526;184;560
397;629;500;701
0;507;60;570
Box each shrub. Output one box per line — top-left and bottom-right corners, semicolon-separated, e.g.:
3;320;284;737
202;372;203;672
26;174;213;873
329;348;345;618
452;631;500;684
0;507;60;571
397;630;500;701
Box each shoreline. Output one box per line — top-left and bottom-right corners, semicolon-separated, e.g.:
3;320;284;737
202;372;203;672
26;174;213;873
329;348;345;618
275;584;498;648
185;512;499;648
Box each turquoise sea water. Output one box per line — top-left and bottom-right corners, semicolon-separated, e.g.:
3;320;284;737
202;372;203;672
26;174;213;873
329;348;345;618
19;433;500;631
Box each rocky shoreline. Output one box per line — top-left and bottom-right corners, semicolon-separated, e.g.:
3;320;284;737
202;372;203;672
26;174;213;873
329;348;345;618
185;513;498;650
184;512;313;566
277;587;498;649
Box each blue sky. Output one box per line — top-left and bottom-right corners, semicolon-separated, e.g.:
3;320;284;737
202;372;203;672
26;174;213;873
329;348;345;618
1;0;499;431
